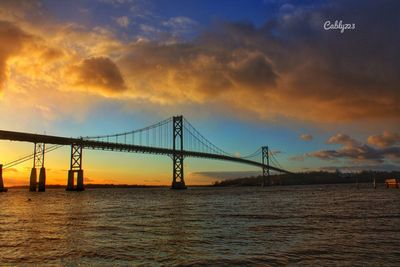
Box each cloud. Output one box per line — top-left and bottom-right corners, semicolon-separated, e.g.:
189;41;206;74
289;155;305;161
326;133;359;147
309;144;383;162
0;8;134;124
114;16;130;28
0;0;399;126
0;20;32;91
305;133;400;164
118;42;279;104
117;0;400;123
266;0;400;123
162;16;198;37
229;53;278;89
300;134;313;141
139;24;159;34
163;16;197;29
367;131;400;148
68;57;126;94
100;0;134;7
0;0;45;23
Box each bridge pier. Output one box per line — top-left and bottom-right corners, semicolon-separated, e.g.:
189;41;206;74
0;164;7;192
66;143;84;191
67;170;74;190
171;116;186;189
67;170;84;191
38;167;46;192
261;146;270;187
29;167;37;191
29;143;46;192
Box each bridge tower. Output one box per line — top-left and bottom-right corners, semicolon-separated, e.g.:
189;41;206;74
66;143;84;191
261;146;270;187
29;143;46;192
171;115;187;189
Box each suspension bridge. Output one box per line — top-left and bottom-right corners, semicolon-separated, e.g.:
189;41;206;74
0;116;291;192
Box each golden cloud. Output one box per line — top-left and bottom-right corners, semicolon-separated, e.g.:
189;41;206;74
297;132;400;164
117;43;279;106
300;134;313;141
68;57;126;95
326;133;359;147
0;20;32;91
0;0;399;126
367;131;400;148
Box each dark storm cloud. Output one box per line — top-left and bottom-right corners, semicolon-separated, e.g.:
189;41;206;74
229;54;278;89
117;0;400;122
259;0;400;121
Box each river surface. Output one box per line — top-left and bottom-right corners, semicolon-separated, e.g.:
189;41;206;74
0;184;399;266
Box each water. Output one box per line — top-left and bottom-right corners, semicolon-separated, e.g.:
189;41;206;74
0;184;399;266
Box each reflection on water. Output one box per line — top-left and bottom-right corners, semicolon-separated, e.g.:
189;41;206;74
0;185;399;265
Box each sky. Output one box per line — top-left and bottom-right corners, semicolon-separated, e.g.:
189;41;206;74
0;0;399;186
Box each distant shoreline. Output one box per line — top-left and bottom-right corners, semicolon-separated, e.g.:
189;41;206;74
213;170;400;187
7;184;212;189
6;170;399;189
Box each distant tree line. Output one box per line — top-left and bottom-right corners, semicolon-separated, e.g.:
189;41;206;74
212;170;400;187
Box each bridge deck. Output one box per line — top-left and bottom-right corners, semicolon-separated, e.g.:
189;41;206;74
0;130;291;173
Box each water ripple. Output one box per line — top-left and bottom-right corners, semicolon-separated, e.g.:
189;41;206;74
0;186;399;265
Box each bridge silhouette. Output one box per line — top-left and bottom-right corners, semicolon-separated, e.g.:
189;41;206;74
0;116;291;192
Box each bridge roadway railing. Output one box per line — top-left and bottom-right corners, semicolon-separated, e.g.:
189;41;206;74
0;127;291;191
0;130;291;173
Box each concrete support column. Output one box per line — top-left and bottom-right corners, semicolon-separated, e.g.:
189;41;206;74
29;143;45;192
76;170;84;191
38;167;46;192
66;170;85;191
66;170;74;191
0;164;7;192
29;167;37;192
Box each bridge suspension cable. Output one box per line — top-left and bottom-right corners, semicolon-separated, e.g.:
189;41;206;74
74;115;287;170
182;118;232;156
269;150;283;169
0;114;292;193
3;144;64;170
241;147;262;160
83;117;174;149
